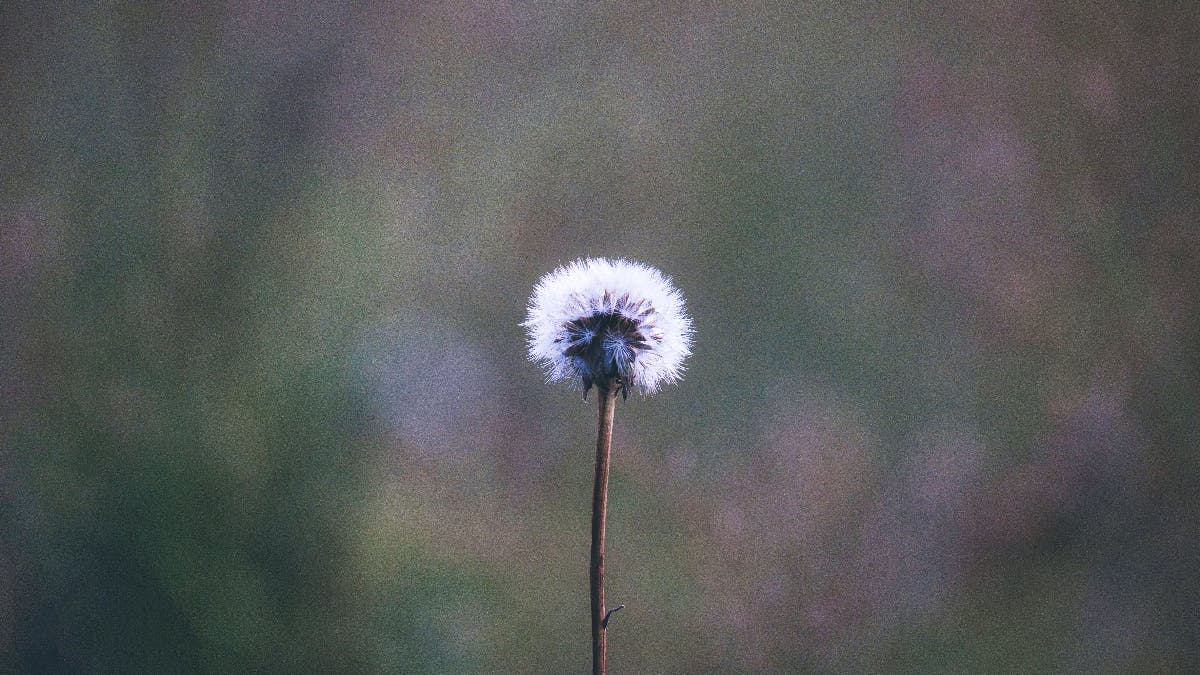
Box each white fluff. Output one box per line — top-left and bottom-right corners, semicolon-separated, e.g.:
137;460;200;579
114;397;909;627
524;258;693;396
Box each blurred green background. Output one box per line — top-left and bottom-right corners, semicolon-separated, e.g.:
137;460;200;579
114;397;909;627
3;2;1198;672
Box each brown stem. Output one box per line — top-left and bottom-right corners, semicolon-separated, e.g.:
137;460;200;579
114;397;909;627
591;384;617;675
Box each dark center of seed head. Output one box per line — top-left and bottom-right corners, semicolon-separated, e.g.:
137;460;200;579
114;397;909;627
562;311;649;397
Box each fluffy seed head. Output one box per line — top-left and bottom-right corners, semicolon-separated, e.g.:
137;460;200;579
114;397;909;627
524;258;693;398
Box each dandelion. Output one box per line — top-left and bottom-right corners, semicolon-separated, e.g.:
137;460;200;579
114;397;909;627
523;257;693;675
524;258;692;399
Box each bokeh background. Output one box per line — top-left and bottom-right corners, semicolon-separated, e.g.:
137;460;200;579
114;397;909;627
3;2;1198;672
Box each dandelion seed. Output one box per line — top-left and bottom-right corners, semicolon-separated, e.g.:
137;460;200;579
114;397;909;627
523;257;693;399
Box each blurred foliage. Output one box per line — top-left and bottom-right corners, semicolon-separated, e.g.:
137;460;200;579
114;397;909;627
2;1;1198;672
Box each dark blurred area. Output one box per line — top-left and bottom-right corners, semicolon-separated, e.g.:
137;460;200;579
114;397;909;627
2;2;1198;672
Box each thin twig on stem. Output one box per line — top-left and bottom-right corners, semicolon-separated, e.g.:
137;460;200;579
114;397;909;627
602;605;625;629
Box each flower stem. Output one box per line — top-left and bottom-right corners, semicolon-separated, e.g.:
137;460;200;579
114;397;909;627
590;384;617;675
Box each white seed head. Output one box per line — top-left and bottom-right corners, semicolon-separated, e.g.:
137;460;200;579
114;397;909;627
523;258;693;397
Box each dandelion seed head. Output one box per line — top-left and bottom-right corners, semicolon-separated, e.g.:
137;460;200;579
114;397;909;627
524;257;693;397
